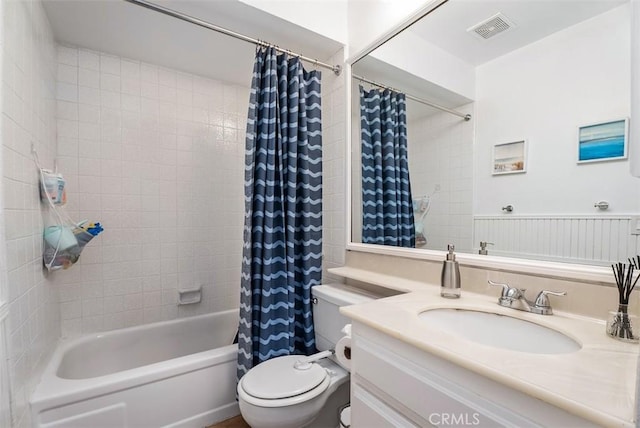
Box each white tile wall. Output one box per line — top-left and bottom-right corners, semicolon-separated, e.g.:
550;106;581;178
54;46;249;336
408;104;474;253
2;1;60;426
322;49;347;282
0;316;11;428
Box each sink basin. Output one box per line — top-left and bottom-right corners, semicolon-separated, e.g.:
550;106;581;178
419;309;581;354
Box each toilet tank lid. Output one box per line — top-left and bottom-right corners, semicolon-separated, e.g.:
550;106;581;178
311;284;378;306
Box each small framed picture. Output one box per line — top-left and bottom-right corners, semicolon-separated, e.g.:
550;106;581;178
492;140;526;175
577;118;628;163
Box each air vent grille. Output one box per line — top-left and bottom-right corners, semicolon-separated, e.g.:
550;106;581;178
467;13;515;40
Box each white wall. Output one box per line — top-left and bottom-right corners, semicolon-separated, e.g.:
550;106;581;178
2;1;60;426
371;30;475;100
631;0;640;177
240;0;435;58
0;0;8;421
475;4;634;216
239;0;348;45
408;104;474;253
347;0;431;55
53;46;248;336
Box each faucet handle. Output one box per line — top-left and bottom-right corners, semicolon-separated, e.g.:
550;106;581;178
489;280;527;300
488;280;510;297
534;290;567;308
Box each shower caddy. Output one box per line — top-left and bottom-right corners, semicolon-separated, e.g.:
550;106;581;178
33;146;103;271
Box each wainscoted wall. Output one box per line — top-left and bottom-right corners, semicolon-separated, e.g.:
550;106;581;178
1;0;60;426
473;215;640;265
54;46;248;337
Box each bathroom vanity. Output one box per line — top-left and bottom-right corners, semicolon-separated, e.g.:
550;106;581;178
341;289;639;427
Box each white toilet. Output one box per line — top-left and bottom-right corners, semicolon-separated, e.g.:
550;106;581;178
237;284;375;428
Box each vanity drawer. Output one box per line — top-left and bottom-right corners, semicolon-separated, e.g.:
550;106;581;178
351;323;597;428
351;383;423;428
354;335;518;427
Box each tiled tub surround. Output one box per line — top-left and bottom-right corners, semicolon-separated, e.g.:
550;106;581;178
407;103;474;253
341;288;640;426
321;48;348;283
2;0;60;426
54;46;248;336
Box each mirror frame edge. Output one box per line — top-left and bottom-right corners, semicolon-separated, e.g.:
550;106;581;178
344;0;619;286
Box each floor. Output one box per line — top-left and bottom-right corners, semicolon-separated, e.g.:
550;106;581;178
207;415;251;428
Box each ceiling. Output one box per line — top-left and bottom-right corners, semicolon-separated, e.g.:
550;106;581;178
352;0;627;119
408;0;627;66
42;0;342;86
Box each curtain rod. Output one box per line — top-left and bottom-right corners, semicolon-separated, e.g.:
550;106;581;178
353;73;471;121
123;0;342;76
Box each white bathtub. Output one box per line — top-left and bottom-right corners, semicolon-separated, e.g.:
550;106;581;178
30;310;240;428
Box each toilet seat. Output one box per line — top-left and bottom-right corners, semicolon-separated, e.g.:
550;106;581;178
238;355;331;408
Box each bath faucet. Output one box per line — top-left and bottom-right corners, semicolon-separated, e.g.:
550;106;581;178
488;280;566;315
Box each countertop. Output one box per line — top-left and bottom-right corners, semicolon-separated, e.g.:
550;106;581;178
340;287;640;427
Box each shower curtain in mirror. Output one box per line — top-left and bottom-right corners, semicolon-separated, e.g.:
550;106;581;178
237;47;322;379
360;85;415;247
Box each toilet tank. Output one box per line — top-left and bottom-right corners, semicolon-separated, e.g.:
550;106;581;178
312;284;377;351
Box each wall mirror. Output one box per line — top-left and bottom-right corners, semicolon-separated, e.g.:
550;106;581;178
348;0;639;278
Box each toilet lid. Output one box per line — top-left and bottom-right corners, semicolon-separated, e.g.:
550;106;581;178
242;356;328;400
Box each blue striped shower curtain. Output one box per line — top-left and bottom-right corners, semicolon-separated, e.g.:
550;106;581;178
360;86;415;247
237;47;322;379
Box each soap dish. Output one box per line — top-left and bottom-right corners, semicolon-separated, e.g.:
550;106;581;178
178;286;202;305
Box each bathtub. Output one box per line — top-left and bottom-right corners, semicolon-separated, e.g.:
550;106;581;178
30;310;240;428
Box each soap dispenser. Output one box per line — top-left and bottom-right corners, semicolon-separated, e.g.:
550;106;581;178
441;244;461;298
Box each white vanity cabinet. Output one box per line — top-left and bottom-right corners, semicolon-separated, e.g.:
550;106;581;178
349;322;598;428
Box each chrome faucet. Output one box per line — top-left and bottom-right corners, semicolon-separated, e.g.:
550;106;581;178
478;241;494;255
488;280;566;315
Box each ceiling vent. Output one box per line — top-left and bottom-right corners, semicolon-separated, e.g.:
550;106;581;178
467;13;515;40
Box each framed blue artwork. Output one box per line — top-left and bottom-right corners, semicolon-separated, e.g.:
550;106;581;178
578;118;628;164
